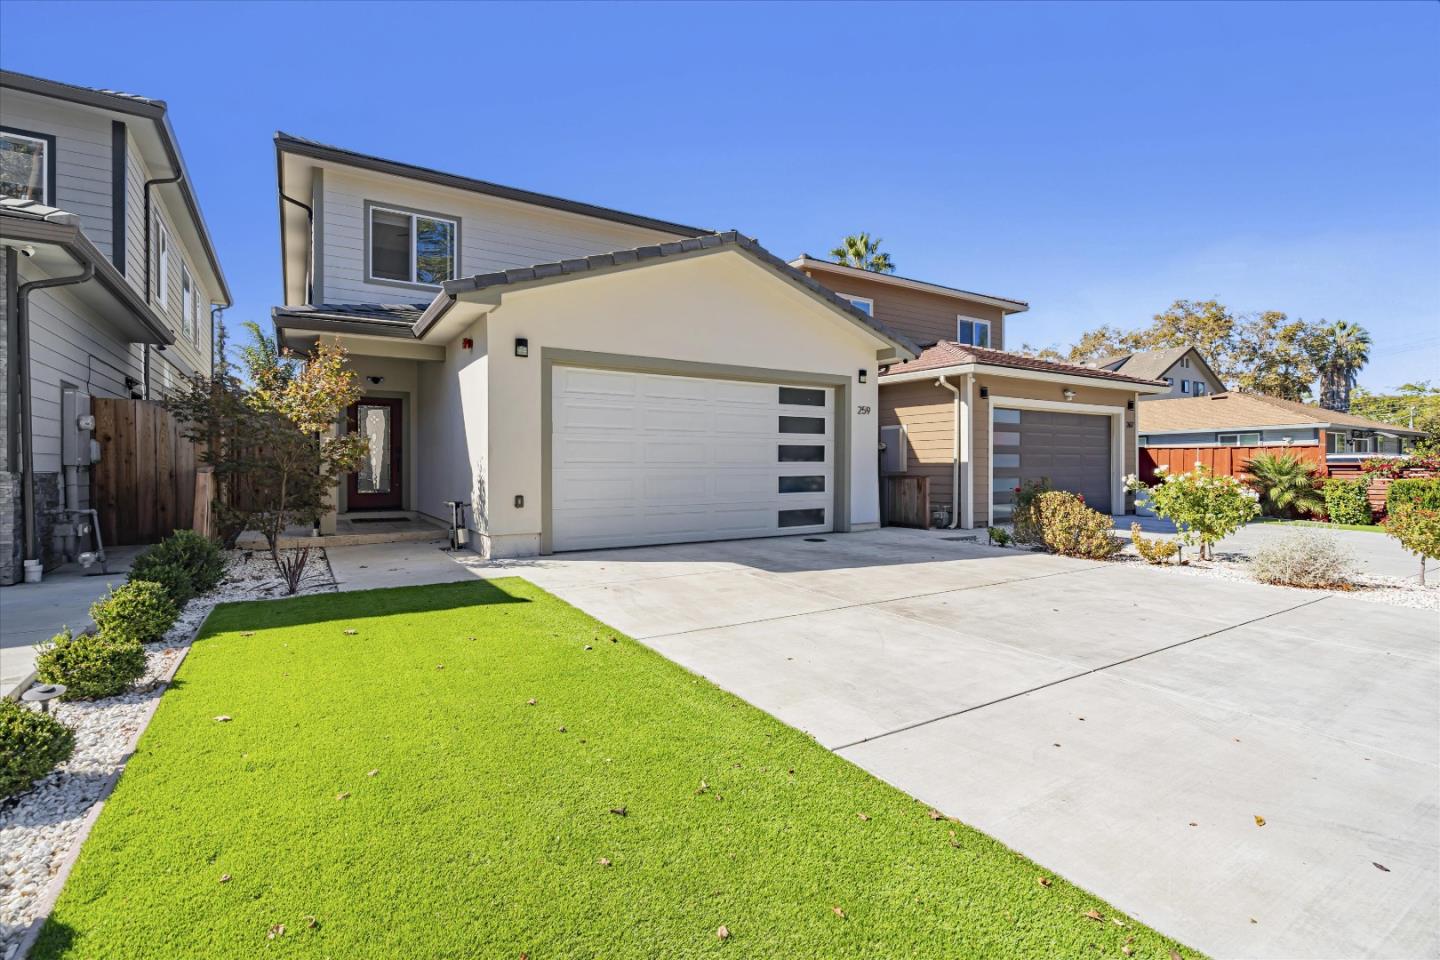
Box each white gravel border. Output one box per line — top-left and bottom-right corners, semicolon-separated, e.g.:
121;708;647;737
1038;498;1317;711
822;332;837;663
0;551;338;960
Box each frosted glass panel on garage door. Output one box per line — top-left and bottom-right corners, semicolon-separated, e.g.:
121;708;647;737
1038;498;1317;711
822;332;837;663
551;367;833;551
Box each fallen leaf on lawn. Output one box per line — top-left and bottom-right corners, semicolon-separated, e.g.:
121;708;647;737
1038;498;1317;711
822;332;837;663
436;664;444;670
610;637;618;643
1036;876;1052;888
219;873;231;884
927;808;944;820
832;906;845;919
610;805;627;817
466;636;477;641
584;644;593;651
716;925;730;940
948;830;961;849
336;791;350;801
240;632;254;637
696;780;709;795
1254;815;1266;827
1373;862;1390;872
1112;917;1126;926
557;726;567;733
343;629;357;636
856;812;871;821
1083;909;1104;921
304;915;318;929
1170;951;1183;960
526;698;537;706
597;857;612;867
214;715;232;723
267;924;285;940
1122;946;1134;957
367;769;378;777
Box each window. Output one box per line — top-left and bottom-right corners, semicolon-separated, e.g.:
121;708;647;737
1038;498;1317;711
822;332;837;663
838;294;873;316
778;508;825;528
1194;382;1206;396
0;129;51;203
779;476;826;494
1179;356;1191;368
368;203;457;285
779;444;825;462
1217;432;1261;446
154;217;171;307
779;387;825;406
957;316;991;348
1181;380;1191;394
880;424;907;474
779;416;826;434
181;264;194;339
1163;376;1174;387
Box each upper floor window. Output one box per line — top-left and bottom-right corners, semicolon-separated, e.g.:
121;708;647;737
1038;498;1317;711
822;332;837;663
1179;356;1190;368
1181;380;1191;394
957;316;990;348
368;203;457;286
1193;381;1206;396
0;128;53;204
181;264;194;340
838;294;873;316
154;217;171;308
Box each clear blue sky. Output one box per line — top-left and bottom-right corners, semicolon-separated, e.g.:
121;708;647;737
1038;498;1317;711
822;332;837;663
3;0;1436;390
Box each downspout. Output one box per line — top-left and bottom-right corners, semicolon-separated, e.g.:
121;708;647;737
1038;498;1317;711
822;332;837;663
17;259;96;568
937;376;962;528
281;193;315;304
143;170;184;400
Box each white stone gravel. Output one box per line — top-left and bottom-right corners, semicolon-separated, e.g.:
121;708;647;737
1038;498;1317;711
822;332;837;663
0;550;337;957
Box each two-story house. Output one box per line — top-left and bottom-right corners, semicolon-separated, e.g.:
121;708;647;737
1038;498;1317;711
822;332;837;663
788;258;1172;529
270;134;916;557
0;70;230;583
1094;347;1225;400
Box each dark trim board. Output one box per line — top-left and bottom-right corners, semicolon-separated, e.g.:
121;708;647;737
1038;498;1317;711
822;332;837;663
111;120;127;274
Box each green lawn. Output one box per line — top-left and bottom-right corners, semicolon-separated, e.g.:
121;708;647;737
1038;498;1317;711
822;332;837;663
1277;519;1386;533
36;580;1199;959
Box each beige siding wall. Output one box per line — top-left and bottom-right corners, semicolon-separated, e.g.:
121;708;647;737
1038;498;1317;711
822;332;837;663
879;378;956;522
316;165;690;305
801;270;1008;348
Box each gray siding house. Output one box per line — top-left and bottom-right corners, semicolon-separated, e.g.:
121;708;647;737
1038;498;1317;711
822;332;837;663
0;70;229;583
1095;347;1225;400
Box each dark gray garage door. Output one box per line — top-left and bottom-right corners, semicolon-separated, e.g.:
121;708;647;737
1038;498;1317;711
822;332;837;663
993;408;1112;518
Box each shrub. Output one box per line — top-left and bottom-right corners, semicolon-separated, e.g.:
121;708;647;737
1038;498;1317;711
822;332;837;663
986;526;1012;547
1361;453;1440;479
129;529;227;603
1385;502;1440;586
1321;478;1373;526
35;629;148;701
1010;479;1051;545
1387;477;1440;513
0;698;76;800
1031;491;1121;559
1131;523;1179;565
1244;452;1324;518
91;580;177;645
1250;532;1356;589
1126;463;1261;560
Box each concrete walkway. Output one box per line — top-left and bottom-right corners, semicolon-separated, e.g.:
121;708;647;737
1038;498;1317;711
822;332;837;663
0;548;141;696
324;530;1440;960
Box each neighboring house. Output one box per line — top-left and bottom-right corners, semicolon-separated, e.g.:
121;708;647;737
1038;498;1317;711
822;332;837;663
0;71;229;583
788;259;1172;528
1138;391;1423;472
1094;347;1225;400
271;135;915;557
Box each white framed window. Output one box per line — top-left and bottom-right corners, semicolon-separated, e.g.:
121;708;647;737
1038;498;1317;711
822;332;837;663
181;264;194;340
367;202;457;286
838;294;874;316
1194;381;1206;396
154;217;171;308
957;316;991;348
1179;356;1190;368
880;424;907;474
1218;432;1261;446
1181;380;1191;394
1;129;51;203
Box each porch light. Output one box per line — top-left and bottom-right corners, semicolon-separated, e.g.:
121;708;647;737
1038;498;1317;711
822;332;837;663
858;369;868;384
979;386;989;399
1127;399;1135;410
514;337;529;358
1062;388;1077;401
22;683;66;713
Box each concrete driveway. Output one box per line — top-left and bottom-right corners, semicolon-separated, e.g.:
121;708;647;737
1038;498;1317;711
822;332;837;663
326;530;1439;960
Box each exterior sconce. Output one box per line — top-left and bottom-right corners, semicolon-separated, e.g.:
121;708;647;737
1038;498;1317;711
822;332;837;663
1127;399;1135;410
858;369;868;384
514;494;525;508
1062;388;1077;401
514;338;529;358
979;386;989;399
367;376;384;386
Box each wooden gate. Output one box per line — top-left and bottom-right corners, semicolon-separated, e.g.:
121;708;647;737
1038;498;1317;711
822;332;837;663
882;476;931;529
91;399;198;545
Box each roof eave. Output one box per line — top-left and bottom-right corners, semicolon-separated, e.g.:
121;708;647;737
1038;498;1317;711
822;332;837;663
881;360;1172;393
789;256;1030;314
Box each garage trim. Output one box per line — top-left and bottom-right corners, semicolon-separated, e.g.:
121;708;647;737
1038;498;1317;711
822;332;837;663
987;395;1125;526
540;347;853;554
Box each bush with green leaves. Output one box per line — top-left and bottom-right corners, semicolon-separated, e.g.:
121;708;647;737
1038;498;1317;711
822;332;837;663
1250;532;1357;589
35;629;148;701
91;580;177;645
1009;479;1051;545
1030;491;1121;559
1;698;76;800
1385;502;1440;586
1126;463;1261;560
1386;477;1440;514
1130;523;1180;565
129;529;226;604
986;526;1012;547
1243;452;1323;518
1321;478;1373;526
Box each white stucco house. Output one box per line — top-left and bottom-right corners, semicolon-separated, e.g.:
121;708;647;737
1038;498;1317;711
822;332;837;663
271;135;916;558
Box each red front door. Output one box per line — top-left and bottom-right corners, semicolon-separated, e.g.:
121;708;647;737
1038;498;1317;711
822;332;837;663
346;397;403;510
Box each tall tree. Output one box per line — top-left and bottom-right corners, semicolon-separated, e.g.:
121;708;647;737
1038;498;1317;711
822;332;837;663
830;232;895;273
1130;299;1241;382
1315;320;1372;412
1231;311;1322;401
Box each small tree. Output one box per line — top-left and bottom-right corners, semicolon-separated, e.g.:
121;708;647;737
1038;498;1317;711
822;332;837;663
1126;464;1260;561
1385;503;1440;586
1244;452;1324;518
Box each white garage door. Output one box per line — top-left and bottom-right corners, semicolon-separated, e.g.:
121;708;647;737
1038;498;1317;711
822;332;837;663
551;367;834;551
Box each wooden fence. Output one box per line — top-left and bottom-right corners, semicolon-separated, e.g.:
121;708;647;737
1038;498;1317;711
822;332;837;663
1139;444;1325;484
881;476;930;529
91;398;199;546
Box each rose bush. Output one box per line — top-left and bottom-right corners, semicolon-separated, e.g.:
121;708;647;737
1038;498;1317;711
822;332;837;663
1126;463;1260;560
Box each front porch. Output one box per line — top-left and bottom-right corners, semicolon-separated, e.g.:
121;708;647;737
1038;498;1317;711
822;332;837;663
236;511;447;550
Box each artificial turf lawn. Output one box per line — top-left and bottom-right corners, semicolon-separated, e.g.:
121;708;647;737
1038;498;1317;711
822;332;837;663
35;579;1200;959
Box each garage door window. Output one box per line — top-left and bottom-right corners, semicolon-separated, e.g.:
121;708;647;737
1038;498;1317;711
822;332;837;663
779;416;826;434
779;508;826;528
779;476;825;493
779;444;825;462
779;387;826;406
992;408;1023;519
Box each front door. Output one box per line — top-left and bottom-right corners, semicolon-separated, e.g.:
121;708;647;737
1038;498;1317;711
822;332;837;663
347;397;403;510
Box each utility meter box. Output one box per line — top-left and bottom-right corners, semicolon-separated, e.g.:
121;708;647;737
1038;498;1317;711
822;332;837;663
61;389;97;466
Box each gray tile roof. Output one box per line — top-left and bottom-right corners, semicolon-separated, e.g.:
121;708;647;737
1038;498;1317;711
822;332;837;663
1096;347;1191;381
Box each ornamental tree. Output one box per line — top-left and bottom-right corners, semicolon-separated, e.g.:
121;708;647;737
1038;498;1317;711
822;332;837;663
1385;503;1440;586
1125;463;1261;561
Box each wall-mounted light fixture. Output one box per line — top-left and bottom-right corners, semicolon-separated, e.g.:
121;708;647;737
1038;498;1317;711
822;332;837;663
514;337;529;358
979;386;989;399
514;494;525;508
1127;399;1135;411
367;375;385;386
858;369;868;384
1062;388;1077;401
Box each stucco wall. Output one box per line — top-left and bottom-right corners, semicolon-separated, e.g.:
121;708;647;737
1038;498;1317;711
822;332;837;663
475;251;884;557
413;320;488;531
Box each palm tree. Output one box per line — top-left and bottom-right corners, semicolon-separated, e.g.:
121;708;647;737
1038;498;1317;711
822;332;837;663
1316;320;1371;413
1243;452;1325;518
830;233;895;273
